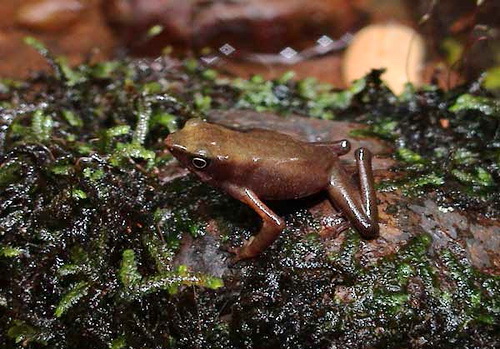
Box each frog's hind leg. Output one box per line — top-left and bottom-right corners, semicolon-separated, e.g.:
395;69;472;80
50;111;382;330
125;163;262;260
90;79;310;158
314;139;351;156
224;185;285;261
326;148;379;238
355;148;378;236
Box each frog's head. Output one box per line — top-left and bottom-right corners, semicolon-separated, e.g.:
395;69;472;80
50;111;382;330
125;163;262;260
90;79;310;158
165;118;228;181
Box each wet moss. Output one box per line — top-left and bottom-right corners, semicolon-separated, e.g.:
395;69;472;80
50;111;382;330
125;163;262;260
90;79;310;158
229;69;500;217
231;69;499;216
230;229;499;349
0;43;499;348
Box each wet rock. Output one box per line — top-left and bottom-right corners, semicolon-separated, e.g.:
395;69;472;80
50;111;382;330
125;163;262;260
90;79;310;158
409;199;500;274
104;0;366;55
0;0;115;79
16;0;85;32
103;0;192;54
192;0;364;54
1;56;498;348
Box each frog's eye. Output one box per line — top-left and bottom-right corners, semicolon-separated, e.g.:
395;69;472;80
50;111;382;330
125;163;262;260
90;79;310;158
191;156;210;169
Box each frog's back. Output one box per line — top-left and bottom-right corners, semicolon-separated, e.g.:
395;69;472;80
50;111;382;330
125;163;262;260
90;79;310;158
235;129;325;159
227;128;336;200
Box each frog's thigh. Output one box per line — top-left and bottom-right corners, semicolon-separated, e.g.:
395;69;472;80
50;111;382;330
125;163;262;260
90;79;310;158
224;185;285;259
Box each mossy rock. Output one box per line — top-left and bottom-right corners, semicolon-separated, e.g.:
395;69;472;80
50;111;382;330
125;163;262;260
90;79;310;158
0;46;499;348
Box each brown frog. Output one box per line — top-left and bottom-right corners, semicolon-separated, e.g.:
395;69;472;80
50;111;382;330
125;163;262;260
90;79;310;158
165;119;379;261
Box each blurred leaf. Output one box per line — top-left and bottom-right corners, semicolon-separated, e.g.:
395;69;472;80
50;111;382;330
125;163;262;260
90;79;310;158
147;25;164;38
483;66;500;90
441;38;463;65
194;93;212;112
62;110;83;127
449;94;499;117
0;246;23;258
109;335;127;349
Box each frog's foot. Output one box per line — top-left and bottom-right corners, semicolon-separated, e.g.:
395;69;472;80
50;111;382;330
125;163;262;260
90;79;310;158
227;247;244;265
319;218;350;238
326;147;379;240
227;237;256;264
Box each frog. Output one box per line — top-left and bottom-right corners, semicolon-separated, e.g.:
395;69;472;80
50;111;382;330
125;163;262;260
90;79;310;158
165;118;379;261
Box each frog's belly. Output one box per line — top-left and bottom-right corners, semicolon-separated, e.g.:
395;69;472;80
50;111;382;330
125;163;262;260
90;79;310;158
242;160;332;200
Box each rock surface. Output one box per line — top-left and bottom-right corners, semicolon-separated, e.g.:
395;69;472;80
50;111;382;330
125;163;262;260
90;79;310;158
163;109;499;276
0;57;498;349
16;0;85;32
104;0;365;55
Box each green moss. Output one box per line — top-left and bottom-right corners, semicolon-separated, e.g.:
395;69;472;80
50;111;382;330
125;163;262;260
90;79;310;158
82;167;105;181
234;75;284;112
0;246;23;258
1;47;498;348
31;110;53;141
109;143;156;168
452;167;494;187
71;188;88;200
118;249;223;299
54;281;91;317
0;162;20;189
119;249;142;287
7;321;47;346
132;98;152;145
106;125;131;139
396;148;425;164
349;119;397;140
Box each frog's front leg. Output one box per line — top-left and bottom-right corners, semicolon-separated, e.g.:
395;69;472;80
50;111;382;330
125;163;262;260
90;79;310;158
326;148;379;238
223;185;285;261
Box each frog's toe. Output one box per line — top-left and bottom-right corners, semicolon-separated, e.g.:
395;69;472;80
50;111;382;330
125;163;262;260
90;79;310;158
227;237;257;264
226;246;245;265
226;245;240;255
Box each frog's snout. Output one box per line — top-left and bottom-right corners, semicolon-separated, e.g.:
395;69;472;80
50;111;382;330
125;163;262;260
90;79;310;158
164;134;174;151
164;134;187;155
